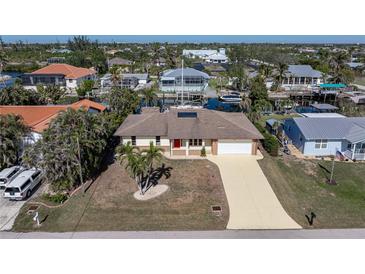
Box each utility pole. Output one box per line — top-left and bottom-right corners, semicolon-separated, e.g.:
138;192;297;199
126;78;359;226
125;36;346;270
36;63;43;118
181;58;184;106
76;136;85;194
329;155;335;184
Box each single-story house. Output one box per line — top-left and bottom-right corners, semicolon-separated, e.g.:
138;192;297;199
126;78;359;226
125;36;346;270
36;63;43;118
159;68;210;93
284;117;365;160
281;65;323;89
22;64;96;90
205;52;228;64
114;108;263;156
0;99;106;144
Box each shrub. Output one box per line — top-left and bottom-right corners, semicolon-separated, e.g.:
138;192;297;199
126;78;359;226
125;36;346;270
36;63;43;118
200;146;207;157
43;193;68;204
255;123;279;156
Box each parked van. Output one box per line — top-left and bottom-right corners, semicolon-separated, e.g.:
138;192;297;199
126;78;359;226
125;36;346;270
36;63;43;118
3;169;43;200
0;166;25;190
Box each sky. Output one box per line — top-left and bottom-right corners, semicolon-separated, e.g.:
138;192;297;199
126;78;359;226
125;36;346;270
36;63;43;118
1;35;365;44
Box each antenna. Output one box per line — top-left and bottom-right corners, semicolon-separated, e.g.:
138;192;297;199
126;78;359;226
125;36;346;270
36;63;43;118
181;58;184;106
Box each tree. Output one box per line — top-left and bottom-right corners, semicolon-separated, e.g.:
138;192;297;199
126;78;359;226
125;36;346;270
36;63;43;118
0;114;30;169
258;64;272;80
108;87;140;119
76;80;95;97
37;85;66;104
117;141;163;195
140;88;157;107
239;96;251;113
0;86;41;105
274;62;288;91
22;109;109;192
228;64;247;92
249;76;269;111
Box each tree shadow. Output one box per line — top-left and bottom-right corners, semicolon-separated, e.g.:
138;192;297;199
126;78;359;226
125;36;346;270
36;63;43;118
140;163;173;192
318;163;330;180
305;212;316;226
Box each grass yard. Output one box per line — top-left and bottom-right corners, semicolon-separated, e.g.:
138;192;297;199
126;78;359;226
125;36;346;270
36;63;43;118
13;158;229;232
258;153;365;228
354;76;365;86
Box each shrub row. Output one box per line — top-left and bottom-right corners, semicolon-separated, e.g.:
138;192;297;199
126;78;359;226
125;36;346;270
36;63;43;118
255;123;279;157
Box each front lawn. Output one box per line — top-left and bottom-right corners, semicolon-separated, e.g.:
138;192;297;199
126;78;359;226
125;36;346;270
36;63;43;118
258;154;365;228
13;158;229;232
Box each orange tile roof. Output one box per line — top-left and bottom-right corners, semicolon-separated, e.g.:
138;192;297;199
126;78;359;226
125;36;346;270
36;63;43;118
0;99;106;133
31;64;96;79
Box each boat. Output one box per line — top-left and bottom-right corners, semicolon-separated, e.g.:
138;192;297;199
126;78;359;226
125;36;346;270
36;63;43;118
0;75;14;89
219;94;241;103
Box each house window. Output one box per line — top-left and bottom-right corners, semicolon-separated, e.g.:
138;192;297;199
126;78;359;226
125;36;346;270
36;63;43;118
189;139;202;147
156;136;161;146
315;139;327;149
131;136;136;146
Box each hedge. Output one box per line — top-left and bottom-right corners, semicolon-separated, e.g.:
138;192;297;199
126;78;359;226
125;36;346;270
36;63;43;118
254;123;279;156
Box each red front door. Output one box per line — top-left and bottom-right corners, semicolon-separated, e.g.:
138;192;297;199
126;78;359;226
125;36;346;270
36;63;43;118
173;139;181;148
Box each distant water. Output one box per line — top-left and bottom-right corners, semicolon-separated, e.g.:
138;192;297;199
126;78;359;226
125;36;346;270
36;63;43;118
0;71;22;89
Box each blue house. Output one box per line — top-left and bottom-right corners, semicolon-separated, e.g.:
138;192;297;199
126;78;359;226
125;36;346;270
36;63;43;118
284;117;365;160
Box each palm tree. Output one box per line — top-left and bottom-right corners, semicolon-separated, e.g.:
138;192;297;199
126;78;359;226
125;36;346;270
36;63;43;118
259;64;272;80
275;62;288;91
0;114;30;169
239;96;251;112
142;142;163;192
140;88;157;107
110;66;121;87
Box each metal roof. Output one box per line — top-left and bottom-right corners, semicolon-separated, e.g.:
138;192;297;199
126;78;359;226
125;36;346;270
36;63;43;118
161;68;210;79
320;83;346;88
291;117;365;143
286;65;322;78
121;73;148;80
310;103;338;110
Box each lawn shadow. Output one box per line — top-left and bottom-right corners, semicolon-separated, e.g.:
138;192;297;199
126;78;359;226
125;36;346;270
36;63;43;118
318;163;330;180
140;163;173;192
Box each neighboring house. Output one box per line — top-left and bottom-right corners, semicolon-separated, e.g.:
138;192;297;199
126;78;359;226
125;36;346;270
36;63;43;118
205;52;228;64
22;64;96;90
114;108;263;156
284;116;365;160
350;95;365;105
346;62;364;69
183;48;228;63
0;99;106;145
281;65;323;89
154;57;166;67
121;73;149;89
159;68;210;93
107;57;133;68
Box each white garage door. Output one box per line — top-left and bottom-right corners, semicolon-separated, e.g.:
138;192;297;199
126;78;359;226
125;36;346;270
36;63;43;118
218;139;252;155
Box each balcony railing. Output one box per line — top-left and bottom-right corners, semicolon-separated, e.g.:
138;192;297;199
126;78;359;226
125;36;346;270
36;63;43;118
344;150;365;161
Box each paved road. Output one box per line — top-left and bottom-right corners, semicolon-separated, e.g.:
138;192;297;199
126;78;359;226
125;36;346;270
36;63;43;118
2;229;365;239
208;155;301;229
0;190;26;231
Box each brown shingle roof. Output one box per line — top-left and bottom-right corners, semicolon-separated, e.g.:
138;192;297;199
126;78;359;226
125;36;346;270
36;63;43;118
114;108;263;140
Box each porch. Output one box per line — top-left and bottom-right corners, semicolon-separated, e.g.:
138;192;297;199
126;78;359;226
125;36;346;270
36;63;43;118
169;139;215;157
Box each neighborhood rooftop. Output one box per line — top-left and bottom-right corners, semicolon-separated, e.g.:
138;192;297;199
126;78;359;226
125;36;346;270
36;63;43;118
30;63;96;79
309;103;339;111
161;68;210;79
286;65;322;78
291;117;365;143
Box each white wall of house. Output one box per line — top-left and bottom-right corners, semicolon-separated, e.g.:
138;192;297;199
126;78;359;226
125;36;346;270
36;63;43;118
66;74;96;89
217;139;252;155
122;137;170;147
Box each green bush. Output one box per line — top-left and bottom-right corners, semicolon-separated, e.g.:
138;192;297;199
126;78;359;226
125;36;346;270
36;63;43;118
200;146;207;157
255;123;279;156
43;193;68;204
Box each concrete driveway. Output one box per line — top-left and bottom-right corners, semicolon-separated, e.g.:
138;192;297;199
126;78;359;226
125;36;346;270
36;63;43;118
0;191;26;231
208;155;301;229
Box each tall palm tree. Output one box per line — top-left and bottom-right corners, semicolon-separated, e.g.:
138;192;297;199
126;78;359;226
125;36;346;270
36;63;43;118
275;62;288;91
140;88;157;107
239;96;251;113
110;66;121;87
0;114;30;169
259;64;272;80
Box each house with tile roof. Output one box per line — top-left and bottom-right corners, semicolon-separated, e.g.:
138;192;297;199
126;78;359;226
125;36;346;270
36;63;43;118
22;64;96;90
284;116;365;160
0;99;106;144
114;107;263;157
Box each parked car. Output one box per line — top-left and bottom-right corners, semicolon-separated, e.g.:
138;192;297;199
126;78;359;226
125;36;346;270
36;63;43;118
0;166;25;190
3;169;43;200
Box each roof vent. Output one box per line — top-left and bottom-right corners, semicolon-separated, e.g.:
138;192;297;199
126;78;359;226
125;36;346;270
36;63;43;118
177;112;197;118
